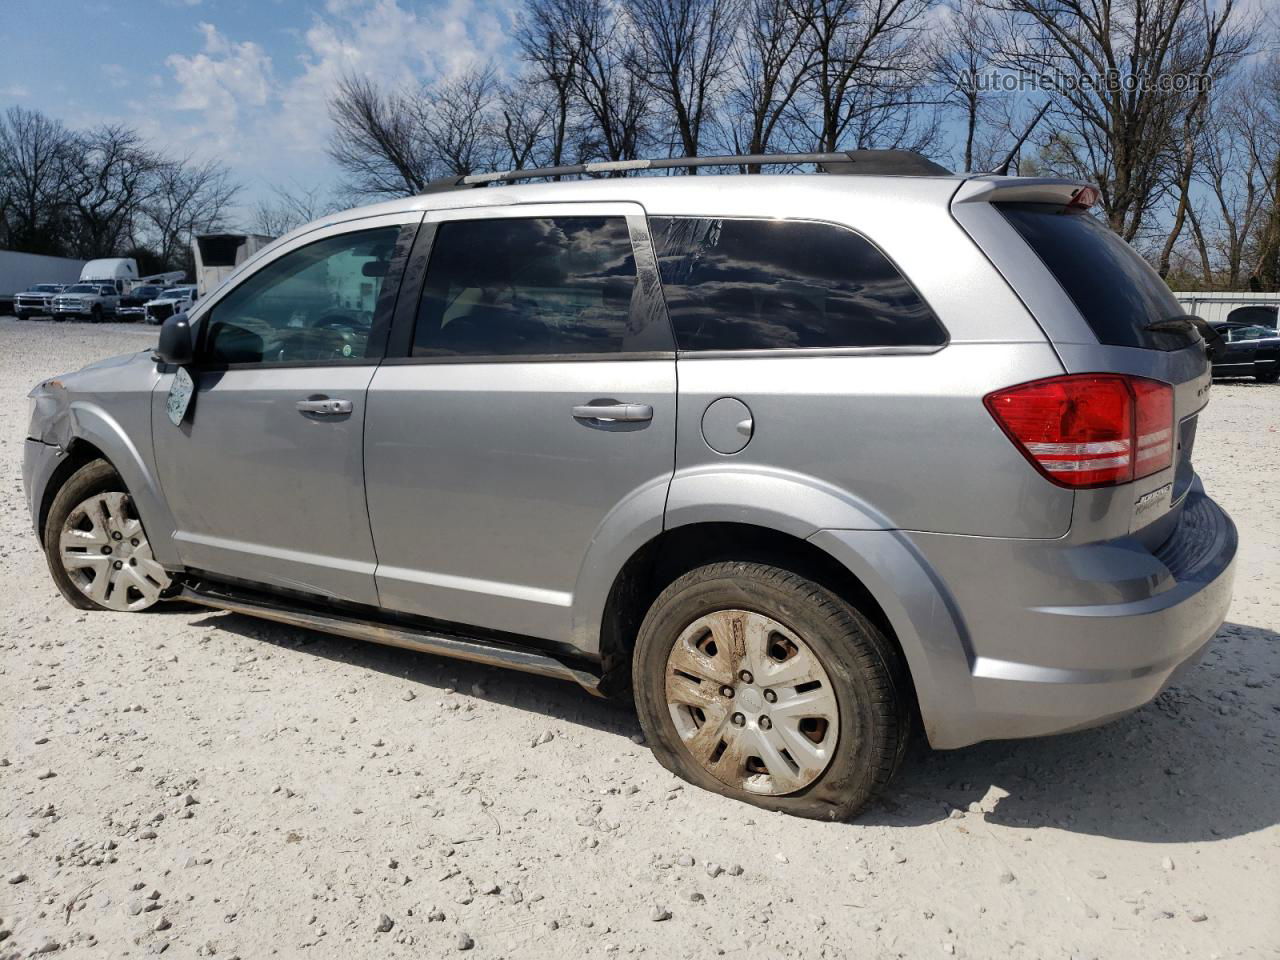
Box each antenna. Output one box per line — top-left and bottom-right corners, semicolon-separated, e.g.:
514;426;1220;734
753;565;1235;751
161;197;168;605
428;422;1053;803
993;101;1051;176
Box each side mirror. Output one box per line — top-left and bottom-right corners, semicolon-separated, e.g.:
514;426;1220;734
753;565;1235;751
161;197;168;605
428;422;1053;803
155;314;193;365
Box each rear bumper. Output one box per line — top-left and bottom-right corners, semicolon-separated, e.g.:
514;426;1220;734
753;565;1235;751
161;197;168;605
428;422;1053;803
814;482;1236;749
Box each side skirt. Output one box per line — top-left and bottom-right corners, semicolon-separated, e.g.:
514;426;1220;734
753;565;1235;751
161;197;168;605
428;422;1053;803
177;580;605;697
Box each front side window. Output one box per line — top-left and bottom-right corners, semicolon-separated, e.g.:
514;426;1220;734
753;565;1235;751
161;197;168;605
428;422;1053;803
650;217;946;351
412;216;640;357
202;226;402;365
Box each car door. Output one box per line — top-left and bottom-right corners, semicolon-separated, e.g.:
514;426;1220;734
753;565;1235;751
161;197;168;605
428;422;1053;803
152;212;422;606
363;203;676;644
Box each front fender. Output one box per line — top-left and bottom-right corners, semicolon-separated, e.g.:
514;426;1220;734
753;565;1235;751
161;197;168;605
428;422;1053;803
64;399;181;567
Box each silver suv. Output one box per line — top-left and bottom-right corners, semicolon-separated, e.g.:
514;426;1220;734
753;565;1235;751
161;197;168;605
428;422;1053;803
23;153;1237;820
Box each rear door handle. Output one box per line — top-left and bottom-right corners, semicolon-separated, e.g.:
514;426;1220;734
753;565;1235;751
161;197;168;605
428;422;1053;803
572;402;653;423
296;397;353;416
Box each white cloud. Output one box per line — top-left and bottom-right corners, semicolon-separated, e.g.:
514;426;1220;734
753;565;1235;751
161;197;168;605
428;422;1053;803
276;0;517;154
163;22;274;152
135;1;519;227
1;84;31;98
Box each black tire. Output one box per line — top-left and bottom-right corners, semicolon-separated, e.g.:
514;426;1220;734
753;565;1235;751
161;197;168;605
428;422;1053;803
43;460;168;612
90;304;102;323
1257;369;1279;384
633;561;911;821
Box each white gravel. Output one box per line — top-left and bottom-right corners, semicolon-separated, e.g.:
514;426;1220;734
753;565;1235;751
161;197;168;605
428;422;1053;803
2;316;1278;958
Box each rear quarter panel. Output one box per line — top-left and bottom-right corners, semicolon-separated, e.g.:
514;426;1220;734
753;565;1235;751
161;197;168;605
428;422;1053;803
657;181;1072;538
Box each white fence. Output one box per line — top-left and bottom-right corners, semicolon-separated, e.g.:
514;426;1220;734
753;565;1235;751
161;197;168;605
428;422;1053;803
1172;291;1280;326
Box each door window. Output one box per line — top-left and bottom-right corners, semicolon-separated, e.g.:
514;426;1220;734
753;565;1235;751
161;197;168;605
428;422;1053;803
412;216;641;357
202;226;403;365
650;217;946;351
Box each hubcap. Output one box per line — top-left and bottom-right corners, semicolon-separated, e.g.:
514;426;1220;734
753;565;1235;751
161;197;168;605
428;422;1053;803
664;609;840;796
59;492;170;611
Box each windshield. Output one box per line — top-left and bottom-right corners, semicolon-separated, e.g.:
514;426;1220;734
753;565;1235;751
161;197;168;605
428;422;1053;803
65;285;97;293
1226;325;1277;342
997;203;1194;351
31;284;60;293
132;286;161;298
161;288;192;298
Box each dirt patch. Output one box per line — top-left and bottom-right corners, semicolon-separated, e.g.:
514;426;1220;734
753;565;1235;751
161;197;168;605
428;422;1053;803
2;318;1277;958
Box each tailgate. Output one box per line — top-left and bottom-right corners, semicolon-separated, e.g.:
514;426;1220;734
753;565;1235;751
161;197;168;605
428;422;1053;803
950;181;1211;543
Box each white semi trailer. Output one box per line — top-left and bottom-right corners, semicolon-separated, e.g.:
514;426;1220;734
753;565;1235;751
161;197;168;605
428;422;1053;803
1;250;88;314
192;233;274;299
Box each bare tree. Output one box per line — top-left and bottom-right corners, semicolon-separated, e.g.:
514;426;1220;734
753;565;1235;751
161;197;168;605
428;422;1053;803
1244;54;1280;290
567;0;651;162
144;158;239;268
791;0;938;153
251;182;342;238
984;0;1251;243
718;0;816;167
422;67;501;176
0;107;75;255
62;124;164;259
495;79;557;170
926;1;1003;172
626;0;741;165
517;0;583;169
328;74;434;197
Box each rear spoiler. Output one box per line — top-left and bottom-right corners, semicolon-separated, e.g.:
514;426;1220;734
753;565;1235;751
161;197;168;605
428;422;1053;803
952;177;1096;208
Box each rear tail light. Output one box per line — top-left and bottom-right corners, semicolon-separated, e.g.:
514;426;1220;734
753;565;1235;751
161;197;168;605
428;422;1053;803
984;374;1174;488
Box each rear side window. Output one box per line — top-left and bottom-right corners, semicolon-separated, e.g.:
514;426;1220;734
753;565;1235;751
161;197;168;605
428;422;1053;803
650;217;945;351
997;203;1191;350
413;217;640;357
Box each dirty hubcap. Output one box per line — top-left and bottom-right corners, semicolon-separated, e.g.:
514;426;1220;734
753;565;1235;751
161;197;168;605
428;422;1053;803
664;610;840;796
59;492;170;611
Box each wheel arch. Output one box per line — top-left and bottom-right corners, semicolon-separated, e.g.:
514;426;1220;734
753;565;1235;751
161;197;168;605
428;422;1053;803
593;521;910;700
38;402;180;565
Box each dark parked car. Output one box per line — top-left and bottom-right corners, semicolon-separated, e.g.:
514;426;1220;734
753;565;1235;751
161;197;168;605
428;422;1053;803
116;285;165;323
1210;322;1280;382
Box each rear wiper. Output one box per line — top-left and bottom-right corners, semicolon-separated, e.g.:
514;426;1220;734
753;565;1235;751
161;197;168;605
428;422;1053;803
1145;314;1223;359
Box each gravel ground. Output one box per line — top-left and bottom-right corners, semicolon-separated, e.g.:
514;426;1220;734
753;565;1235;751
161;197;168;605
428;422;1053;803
2;316;1277;959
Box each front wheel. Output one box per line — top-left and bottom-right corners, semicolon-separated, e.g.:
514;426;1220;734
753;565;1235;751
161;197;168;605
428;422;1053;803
633;562;910;820
43;460;171;612
1257;368;1279;384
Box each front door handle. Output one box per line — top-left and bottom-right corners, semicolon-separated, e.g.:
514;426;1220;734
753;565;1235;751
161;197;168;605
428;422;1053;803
296;397;353;416
572;402;653;423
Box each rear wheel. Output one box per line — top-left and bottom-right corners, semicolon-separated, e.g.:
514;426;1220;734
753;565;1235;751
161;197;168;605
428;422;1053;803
1257;368;1279;384
43;460;171;612
633;561;910;820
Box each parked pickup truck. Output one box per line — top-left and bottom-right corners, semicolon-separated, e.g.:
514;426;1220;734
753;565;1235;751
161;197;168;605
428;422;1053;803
143;286;197;325
13;283;67;319
51;283;120;322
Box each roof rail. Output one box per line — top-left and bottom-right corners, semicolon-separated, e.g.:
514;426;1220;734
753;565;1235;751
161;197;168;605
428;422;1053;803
420;149;951;193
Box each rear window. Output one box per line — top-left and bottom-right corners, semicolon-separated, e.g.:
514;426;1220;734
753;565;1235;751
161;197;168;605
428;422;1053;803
650;217;946;352
998;203;1192;350
1225;305;1278;327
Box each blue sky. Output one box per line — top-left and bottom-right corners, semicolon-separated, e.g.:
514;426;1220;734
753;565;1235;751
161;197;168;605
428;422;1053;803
1;0;522;228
